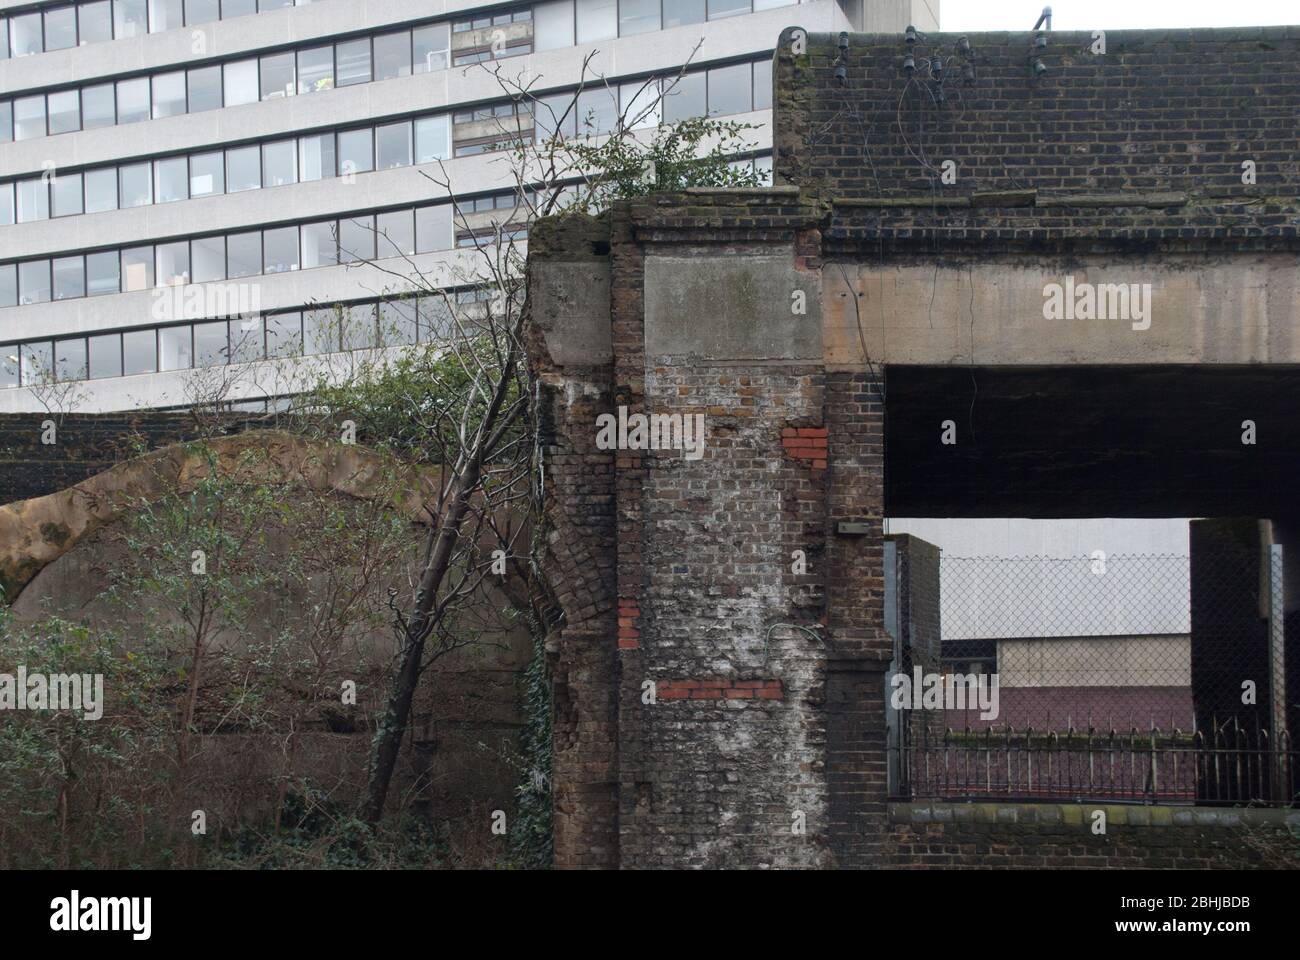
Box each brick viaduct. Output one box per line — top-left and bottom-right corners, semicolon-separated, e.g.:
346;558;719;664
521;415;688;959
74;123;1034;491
526;27;1300;868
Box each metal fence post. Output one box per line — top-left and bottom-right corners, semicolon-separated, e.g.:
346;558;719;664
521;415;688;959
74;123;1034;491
1268;543;1287;802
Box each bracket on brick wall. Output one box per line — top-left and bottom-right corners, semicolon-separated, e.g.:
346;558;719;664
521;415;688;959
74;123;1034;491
836;522;872;535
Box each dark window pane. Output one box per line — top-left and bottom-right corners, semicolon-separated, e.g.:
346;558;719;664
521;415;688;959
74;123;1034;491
114;0;148;38
223;0;256;14
79;2;115;44
708;62;751;116
55;338;88;381
1;102;13;142
48;90;81;135
266;311;301;357
338;215;375;263
753;59;772;111
187;65;223;112
21;342;54;386
619;0;659;35
123;329;157;374
194;320;227;366
663;0;706;28
159;325;192;370
338;128;373;176
340;303;377;350
263;225;298;273
17;179;49;222
376;209;415;257
52;173;84;217
301;221;337;268
707;0;748;19
297;45;333;94
229;317;263;363
576;87;617;136
153;70;186;117
85;168;117;212
302;307;336;354
119;162;153;207
0;265;14;308
14;96;46;140
189;150;224;196
121;246;154;290
45;8;78;50
260;52;295;100
0;184;13;224
226;144;261;192
19;261;52;304
88;333;123;379
412;23;449;73
149;0;183;32
298;133;335;181
191;236;226;282
86;251;120;295
83;84;116;128
53;257;85;300
184;0;220;25
262;139;296;185
117;77;151;123
415;205;452;253
0;343;17;388
376;120;412;169
378;298;417;345
155;156;188;202
662;71;706;123
226;231;260;278
373;30;411;80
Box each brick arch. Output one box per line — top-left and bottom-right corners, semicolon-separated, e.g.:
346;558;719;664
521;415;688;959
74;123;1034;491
0;430;436;604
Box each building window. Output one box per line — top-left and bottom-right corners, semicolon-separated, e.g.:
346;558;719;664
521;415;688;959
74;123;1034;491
226;231;261;279
707;0;750;19
223;59;260;106
338;127;374;175
184;0;220;25
116;77;151;124
299;133;336;181
191;236;226;283
22;342;54;386
266;311;302;357
302;307;336;354
149;0;184;33
576;0;617;44
156;240;190;285
263;226;299;273
379;299;418;346
85;168;118;212
412;24;449;73
260;53;296;100
114;0;149;38
336;38;373;87
663;0;706;28
230;318;264;364
123;328;158;375
226;145;261;192
119;162;153;207
376;120;413;169
51;173;85;217
373;30;412;80
619;0;660;36
187;65;223;112
339;216;376;263
13;96;46;140
45;7;79;50
189;150;224;196
298;46;334;94
10;13;43;57
86;251;120;295
80;2;115;44
194;321;228;367
301;220;338;268
55;338;89;381
89;333;123;379
262;139;297;186
152;70;187;118
415;205;452;253
121;246;154;290
83;84;116;128
708;62;752;116
662;70;706;123
17;179;50;223
154;156;189;203
376;210;415;258
19;261;52;305
53;257;86;301
159;325;192;371
414;116;449;162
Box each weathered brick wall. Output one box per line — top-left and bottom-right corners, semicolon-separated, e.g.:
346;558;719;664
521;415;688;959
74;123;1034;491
0;411;265;504
775;27;1300;201
886;803;1300;869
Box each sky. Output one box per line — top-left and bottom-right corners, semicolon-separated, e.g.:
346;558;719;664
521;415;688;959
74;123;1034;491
939;0;1299;31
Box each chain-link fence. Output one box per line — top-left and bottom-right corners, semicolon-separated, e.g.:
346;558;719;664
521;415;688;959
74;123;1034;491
888;543;1297;806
